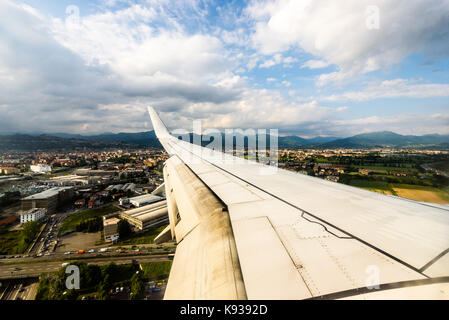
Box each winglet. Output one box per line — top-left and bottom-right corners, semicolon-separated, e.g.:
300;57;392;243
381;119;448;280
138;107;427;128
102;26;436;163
148;106;172;137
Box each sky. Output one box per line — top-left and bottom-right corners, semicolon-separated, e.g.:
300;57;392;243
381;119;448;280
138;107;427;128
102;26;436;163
1;0;449;137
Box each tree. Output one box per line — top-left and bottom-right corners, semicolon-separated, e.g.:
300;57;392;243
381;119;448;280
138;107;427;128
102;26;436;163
117;219;132;238
97;274;112;300
130;271;145;300
17;221;42;253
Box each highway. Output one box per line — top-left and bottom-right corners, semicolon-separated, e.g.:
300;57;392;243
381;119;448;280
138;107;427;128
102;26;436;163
0;278;38;300
0;254;171;279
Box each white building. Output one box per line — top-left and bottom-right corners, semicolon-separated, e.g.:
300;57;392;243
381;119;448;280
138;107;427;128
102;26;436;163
20;208;46;224
30;164;52;173
129;194;164;207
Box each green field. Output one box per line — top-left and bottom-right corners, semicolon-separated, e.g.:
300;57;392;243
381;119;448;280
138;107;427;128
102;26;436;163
140;261;172;280
59;205;121;235
0;221;42;255
118;224;168;245
0;230;22;255
354;165;419;173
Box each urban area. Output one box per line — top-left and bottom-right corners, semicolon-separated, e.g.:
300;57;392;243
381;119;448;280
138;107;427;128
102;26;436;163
0;148;174;300
1;145;448;300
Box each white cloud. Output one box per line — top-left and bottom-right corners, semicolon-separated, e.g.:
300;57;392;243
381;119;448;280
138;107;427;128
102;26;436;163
301;59;330;69
247;0;449;84
321;78;449;102
283;56;298;64
259;53;282;68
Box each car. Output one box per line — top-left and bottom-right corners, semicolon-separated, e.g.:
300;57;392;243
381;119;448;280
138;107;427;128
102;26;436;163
37;253;43;257
88;249;95;253
44;253;51;256
14;255;21;258
64;251;71;255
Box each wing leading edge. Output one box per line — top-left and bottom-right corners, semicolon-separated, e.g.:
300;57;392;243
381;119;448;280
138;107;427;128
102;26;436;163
148;107;449;300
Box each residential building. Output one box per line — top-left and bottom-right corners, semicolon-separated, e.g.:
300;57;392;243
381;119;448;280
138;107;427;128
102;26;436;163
20;208;46;224
103;217;120;243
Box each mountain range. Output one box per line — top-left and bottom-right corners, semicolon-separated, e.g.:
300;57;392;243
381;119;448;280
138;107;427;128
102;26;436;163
0;131;448;152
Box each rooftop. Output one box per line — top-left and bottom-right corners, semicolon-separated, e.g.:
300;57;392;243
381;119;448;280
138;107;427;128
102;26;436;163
129;194;163;204
123;200;168;222
22;187;72;200
103;217;120;226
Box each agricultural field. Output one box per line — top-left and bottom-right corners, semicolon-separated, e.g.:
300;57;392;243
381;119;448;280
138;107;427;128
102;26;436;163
391;186;449;204
346;179;449;204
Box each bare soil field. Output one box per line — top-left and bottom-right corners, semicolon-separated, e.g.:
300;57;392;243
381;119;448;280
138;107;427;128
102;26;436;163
55;232;102;253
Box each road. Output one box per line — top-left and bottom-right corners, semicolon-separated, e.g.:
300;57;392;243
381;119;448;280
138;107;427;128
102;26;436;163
0;278;38;300
0;254;171;279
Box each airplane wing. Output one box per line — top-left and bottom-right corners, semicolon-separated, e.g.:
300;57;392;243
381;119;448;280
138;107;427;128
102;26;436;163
148;107;449;300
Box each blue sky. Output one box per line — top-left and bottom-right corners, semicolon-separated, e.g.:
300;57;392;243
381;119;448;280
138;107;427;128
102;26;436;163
1;0;449;137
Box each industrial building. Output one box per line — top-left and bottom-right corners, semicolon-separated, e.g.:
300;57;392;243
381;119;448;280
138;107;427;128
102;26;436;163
21;187;74;214
20;208;46;224
103;217;120;243
30;164;52;173
119;200;168;231
44;175;112;187
129;194;164;207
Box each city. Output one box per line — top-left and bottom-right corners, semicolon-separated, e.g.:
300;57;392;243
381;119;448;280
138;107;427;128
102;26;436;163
1;142;448;300
0;148;173;300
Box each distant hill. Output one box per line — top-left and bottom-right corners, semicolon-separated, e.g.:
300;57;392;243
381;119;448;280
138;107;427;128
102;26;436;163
0;133;160;153
1;130;447;152
318;131;449;149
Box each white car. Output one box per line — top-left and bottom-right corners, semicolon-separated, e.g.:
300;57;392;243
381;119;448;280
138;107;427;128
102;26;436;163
88;249;95;253
64;251;71;255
